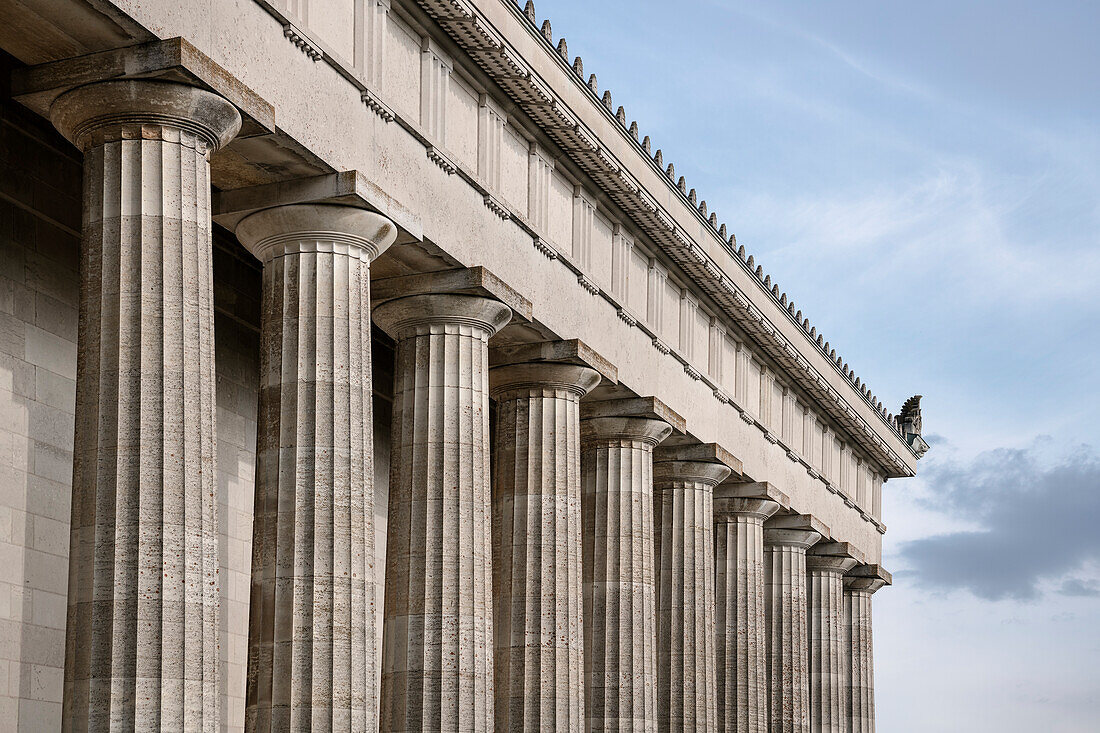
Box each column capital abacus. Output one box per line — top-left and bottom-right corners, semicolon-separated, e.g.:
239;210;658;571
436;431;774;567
844;577;887;594
845;563;893;595
489;338;618;383
806;554;861;575
372;266;533;322
580;416;672;447
581;394;686;433
234;203;398;263
372;292;513;340
654;440;743;478
49;79;241;152
652;458;732;487
764;512;829;550
808;540;865;574
713;480;789;521
581;394;682;447
488;361;602;399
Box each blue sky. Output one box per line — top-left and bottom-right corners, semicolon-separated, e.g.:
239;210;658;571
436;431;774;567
534;1;1100;729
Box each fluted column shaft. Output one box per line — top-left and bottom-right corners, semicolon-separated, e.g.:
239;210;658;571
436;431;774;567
652;461;730;733
375;294;513;733
843;579;883;733
763;528;821;733
236;205;397;732
49;80;241;732
713;497;780;733
581;416;672;733
490;363;602;732
807;557;858;733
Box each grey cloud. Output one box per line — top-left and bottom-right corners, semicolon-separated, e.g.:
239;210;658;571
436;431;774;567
1058;578;1100;598
900;439;1100;601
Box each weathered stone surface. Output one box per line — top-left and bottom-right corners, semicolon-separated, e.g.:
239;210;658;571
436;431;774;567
763;519;824;733
235;204;396;732
0;62;82;731
374;293;512;733
490;362;601;732
652;458;730;733
712;489;782;733
806;553;859;733
580;415;672;733
844;571;888;733
50;79;241;731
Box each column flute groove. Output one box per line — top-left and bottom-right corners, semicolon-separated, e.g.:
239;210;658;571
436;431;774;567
237;204;397;732
581;415;672;733
490;362;602;732
713;490;782;733
652;458;731;733
763;519;824;733
843;571;888;733
376;293;513;733
50;79;241;732
806;553;859;733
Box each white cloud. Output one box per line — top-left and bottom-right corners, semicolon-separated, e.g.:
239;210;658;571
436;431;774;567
729;159;1100;312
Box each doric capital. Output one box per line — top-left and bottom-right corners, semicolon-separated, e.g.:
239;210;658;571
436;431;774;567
652;459;731;488
844;563;892;594
580;416;672;447
764;512;828;550
654;441;742;478
810;541;866;563
490;339;617;384
489;362;601;399
581;395;686;434
372;293;513;341
806;555;860;575
713;481;790;514
372;266;532;323
712;481;785;522
49;79;241;152
713;497;781;522
234;203;397;263
844;577;887;594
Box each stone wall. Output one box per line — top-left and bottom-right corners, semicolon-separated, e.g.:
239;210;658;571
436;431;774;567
0;49;81;731
211;228;262;732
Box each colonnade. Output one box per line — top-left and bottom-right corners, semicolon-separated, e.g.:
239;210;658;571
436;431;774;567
50;78;887;733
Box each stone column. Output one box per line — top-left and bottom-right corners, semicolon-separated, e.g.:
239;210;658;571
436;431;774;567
806;548;859;733
712;484;784;733
235;204;397;731
580;414;672;733
375;293;513;733
651;454;731;733
844;569;888;733
48;79;240;731
490;362;602;732
763;515;826;733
